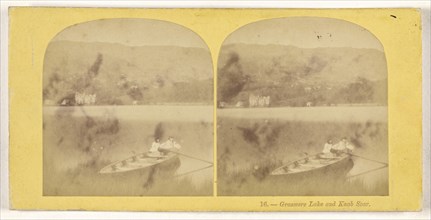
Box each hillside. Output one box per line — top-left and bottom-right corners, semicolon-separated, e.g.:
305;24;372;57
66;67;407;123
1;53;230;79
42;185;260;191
43;41;213;105
218;44;387;106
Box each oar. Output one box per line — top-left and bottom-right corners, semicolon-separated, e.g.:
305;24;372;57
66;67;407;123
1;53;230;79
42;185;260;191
345;153;388;179
166;149;213;165
346;164;388;179
348;153;388;166
174;164;213;178
165;149;213;178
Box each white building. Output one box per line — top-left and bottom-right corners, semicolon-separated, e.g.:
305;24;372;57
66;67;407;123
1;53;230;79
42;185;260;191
75;92;97;105
249;94;270;107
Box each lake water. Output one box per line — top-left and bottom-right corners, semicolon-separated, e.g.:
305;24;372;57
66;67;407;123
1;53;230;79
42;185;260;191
43;105;213;195
218;106;387;122
44;105;214;122
217;106;388;195
44;105;388;195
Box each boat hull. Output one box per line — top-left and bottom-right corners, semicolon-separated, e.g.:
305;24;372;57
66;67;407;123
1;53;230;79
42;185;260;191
269;154;354;182
99;152;181;178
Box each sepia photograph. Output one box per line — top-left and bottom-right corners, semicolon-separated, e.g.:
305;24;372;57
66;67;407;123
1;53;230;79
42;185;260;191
42;19;214;196
217;17;388;196
6;6;426;213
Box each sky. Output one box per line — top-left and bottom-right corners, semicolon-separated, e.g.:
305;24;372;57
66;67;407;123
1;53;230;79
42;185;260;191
52;18;208;49
52;17;384;51
223;17;384;51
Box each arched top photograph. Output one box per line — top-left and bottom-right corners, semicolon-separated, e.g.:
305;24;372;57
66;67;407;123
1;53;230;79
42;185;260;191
217;17;389;197
42;18;214;197
43;18;213;106
218;17;387;109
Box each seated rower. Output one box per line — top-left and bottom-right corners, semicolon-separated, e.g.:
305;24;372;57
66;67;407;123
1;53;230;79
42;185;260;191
321;139;334;157
159;136;181;155
147;138;162;157
331;137;355;155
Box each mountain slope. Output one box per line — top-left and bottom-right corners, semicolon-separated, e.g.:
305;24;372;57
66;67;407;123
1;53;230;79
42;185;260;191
219;43;387;85
43;41;213;105
217;44;387;106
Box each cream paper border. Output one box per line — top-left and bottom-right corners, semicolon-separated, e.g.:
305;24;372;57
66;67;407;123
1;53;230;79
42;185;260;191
9;8;422;211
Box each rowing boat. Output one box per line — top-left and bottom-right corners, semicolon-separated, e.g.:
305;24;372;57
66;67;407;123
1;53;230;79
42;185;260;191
99;152;180;175
269;153;353;180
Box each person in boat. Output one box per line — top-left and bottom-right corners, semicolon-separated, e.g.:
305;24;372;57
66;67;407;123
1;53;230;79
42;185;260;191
331;137;354;155
321;139;335;157
159;136;181;155
148;138;161;156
